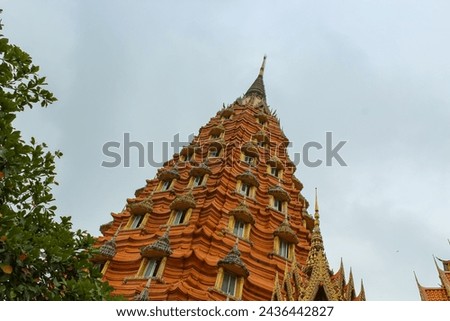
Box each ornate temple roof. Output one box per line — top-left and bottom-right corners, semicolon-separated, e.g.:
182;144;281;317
415;249;450;301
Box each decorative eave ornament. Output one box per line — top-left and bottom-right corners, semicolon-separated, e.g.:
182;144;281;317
241;142;259;157
128;197;153;216
170;192;196;210
157;167;180;181
268;185;291;202
99;239;117;259
181;143;200;156
95;223;122;262
210;124;225;137
141;228;172;258
237;170;259;187
229;202;255;224
218;242;249;278
253;130;269;143
220;107;234;118
273;219;299;244
267;156;283;169
189;163;212;177
256;111;269;123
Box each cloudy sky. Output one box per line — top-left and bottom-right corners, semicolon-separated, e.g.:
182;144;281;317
3;1;450;300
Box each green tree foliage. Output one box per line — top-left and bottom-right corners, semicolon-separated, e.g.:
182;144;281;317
0;11;115;300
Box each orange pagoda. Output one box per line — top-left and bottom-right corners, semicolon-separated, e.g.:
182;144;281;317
415;243;450;301
94;57;365;301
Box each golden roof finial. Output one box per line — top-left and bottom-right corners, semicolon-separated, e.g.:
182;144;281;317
314;188;320;224
259;55;267;77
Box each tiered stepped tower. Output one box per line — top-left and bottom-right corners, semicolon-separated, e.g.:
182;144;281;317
95;57;365;301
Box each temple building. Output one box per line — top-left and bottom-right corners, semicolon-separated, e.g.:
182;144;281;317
94;57;365;301
415;243;450;301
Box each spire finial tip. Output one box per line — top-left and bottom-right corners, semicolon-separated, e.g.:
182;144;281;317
259;55;267;76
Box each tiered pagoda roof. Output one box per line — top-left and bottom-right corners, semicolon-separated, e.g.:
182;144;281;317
94;57;364;301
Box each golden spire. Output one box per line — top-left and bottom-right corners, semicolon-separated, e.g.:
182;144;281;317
314;187;320;224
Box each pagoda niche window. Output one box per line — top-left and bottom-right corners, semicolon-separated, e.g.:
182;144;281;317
238;181;254;198
127;214;146;229
274;236;294;260
209;124;224;140
221;271;237;296
215;243;248;299
274;198;283;212
240;142;259;166
236;171;259;199
215;268;245;299
168;209;190;226
270;166;280;177
143;258;160;278
137;257;167;279
159;179;173;191
273;217;298;261
256;140;266;148
242;154;256;166
193;175;204;186
188;173;208;188
184;152;193;162
233;219;245;237
220;108;233;120
208;146;222;158
269;191;288;213
180;145;198;162
279;239;290;259
266;157;284;179
271;197;286;213
188;164;211;188
228;216;251;240
168;193;196;226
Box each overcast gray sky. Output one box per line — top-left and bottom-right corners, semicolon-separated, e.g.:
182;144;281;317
3;0;450;300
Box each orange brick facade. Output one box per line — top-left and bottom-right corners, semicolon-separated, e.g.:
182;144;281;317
94;58;365;301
